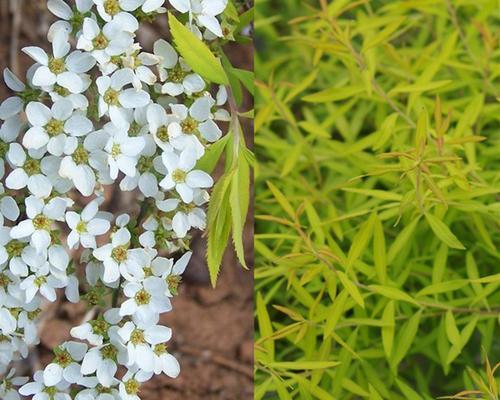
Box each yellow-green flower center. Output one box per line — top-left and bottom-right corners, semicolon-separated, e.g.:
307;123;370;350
33;214;51;230
48;58;66;74
54;349;72;367
72;145;89;165
128;121;141;136
93;33;109;50
137;156;153;173
125;378;140;395
168;64;186;83
167;275;182;296
34;276;47;287
111;245;128;262
181;117;199;134
44;386;58;397
0;273;11;288
53;84;70;97
24;158;41;176
130;328;146;345
134;289;151;305
156;126;169;142
96;385;112;394
76;221;87;233
154;343;168;356
104;88;120;106
90;319;110;336
45;118;65;137
172;169;187;184
104;0;121;15
6;240;26;258
111;143;121;157
100;344;118;360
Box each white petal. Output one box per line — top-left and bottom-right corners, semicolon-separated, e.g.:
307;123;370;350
32;66;57;87
87;219;110;235
10;220;35;239
65;115;93;136
27;175;53;198
119;89;150;108
43;363;63;386
57;72;83;94
26;102;52;126
6;168;28;190
22;46;49;65
176;183;194;203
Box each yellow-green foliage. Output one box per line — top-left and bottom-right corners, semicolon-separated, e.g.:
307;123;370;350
255;0;500;398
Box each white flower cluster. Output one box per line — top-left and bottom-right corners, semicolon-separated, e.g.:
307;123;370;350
0;0;229;398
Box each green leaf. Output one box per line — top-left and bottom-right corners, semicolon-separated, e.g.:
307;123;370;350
302;85;365;103
373;215;387;283
232;68;255;94
337;271;364;309
391;310;422;370
389;80;452;94
381;300;395;360
206;171;234;287
230;149;250;269
323;290;348;338
369;285;419;306
267;181;296;220
416;280;468;297
257;291;275;361
387;217;420;264
445;310;460;346
267;361;341;370
425;213;465;250
196;133;231;173
346;213;376;269
168;13;229;85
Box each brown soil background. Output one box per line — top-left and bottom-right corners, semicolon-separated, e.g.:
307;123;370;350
0;2;254;399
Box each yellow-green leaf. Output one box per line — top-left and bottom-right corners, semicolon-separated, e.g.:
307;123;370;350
381;300;395;359
303;85;365;103
168;13;228;84
425;213;465;250
337;270;365;309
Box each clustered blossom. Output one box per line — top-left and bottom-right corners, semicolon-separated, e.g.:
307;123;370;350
0;0;230;398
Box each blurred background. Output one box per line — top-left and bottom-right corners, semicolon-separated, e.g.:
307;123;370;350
0;1;253;399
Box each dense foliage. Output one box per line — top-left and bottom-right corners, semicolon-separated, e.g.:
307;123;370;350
255;0;499;398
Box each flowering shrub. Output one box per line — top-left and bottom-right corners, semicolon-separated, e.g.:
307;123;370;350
0;0;252;398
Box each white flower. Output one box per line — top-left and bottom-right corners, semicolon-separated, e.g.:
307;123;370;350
118;368;152;400
5;144;53;198
93;228;148;283
59;129;109;196
153;39;205;96
22;99;93;156
93;0;143;22
47;0;94;40
66;200;111;249
80;338;125;387
151;251;191;296
169;0;228;37
169;96;222;156
10;196;67;254
20;371;71;400
20;263;65;303
120;135;160;197
75;378;120;400
160;149;214;203
23;31;95;94
97;68;150;129
0;69;28;121
146;103;174;151
120;277;171;322
104;126;145;179
169;189;208;238
0;369;28;400
118;320;172;372
43;341;88;386
77;17;136;63
71;309;122;346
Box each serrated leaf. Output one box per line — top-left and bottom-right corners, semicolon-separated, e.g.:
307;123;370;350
196;133;231;173
168;13;228;85
206;171;234;287
230;150;250;269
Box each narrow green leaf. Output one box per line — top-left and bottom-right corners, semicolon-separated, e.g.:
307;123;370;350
267;361;341;370
196;133;231;173
382;300;395;360
267;181;296;220
257;291;275;361
416;280;468;297
373;215;387;283
302;85;365;103
445;310;460;346
387;217;420;264
168;13;229;84
337;271;364;309
425;213;465;250
391;310;422;370
369;285;419;306
323;290;348;338
346;213;376;269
